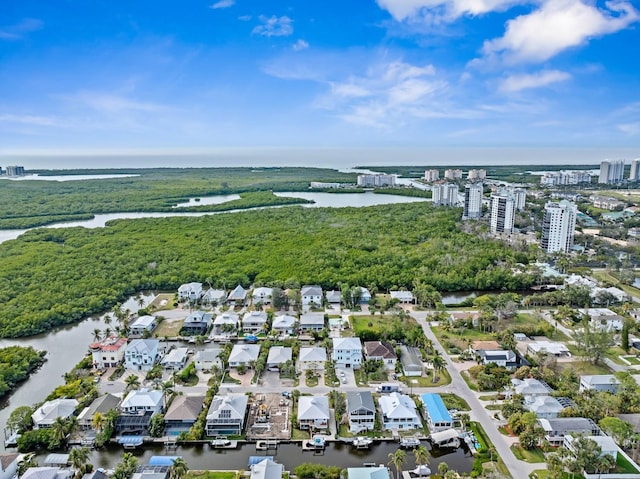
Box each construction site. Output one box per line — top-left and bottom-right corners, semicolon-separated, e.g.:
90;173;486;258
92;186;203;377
246;393;292;441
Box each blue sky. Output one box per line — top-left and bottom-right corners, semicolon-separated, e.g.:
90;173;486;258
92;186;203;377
1;0;639;154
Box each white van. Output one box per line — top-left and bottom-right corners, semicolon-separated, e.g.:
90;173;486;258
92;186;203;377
376;383;402;393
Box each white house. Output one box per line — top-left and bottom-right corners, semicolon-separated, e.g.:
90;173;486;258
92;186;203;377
120;388;163;415
266;346;292;370
346;391;376;433
228;344;261;368
271;314;297;337
250;458;283;479
32;398;79;429
89;335;127;369
202;288;227;305
178;282;203;301
124;339;160;371
477;349;518;369
332;337;363;369
378;392;421;430
524;395;567;419
161;347;190;370
206;394;249;436
252;287;273;305
298;395;330;431
527;340;570;357
0;453;19;479
538;418;600;446
579;375;621;394
129;315;157;337
325;290;341;305
363;341;397;371
347;468;389;479
356;287;372;303
299;312;325;333
242;311;268;334
299;347;327;371
507;378;551;399
301;285;323;307
213;312;239;337
564;434;619;461
390;290;414;304
228;285;248;305
194;349;223;371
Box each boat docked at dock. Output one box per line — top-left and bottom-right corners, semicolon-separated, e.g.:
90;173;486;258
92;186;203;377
352;437;374;449
428;429;461;449
305;435;326;450
399;436;421;448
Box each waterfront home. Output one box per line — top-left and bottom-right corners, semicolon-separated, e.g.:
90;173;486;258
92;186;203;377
564;434;619;461
524;395;568;419
228;285;248;306
124;339;160;371
164;394;206;435
301;285;323;307
297;395;330;431
476;349;519;369
299;312;325;333
202;288;227;306
181;311;212;336
205;394;249;436
298;347;327;371
250;458;283;479
178;282;203;301
398;345;423;377
120;388;163;415
356;287;372;303
347;468;390;479
161;347;190;370
378;392;421;430
421;393;454;433
538;417;600;446
131;466;169;479
89;335;127;369
252;287;273;305
363;341;397;371
228;344;261;368
242;311;268;334
32;398;79;429
332;337;363;369
77;393;120;430
271;314;297;337
213;312;239;337
506;378;551;399
579;374;621;394
0;454;19;479
20;468;71;479
325;290;341;305
194;348;223;371
390;290;414;304
591;286;629;305
128;315;157;337
449;311;481;328
346;391;376;433
266;346;292;371
580;308;625;332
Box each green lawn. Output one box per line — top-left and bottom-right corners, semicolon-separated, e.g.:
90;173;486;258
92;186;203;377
153;319;185;338
623;355;640;365
558;360;613;375
529;470;584;479
510;444;546;463
187;472;236;479
399;369;451;388
440;393;471;411
615;452;640;473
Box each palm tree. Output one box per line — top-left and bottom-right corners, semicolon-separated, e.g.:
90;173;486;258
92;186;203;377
69;447;91;479
92;412;106;434
137;297;146;310
103;327;113;338
388;449;406;479
50;416;69;448
124;374;140;392
92;328;102;342
437;462;448;476
171;458;189;479
431;353;445;383
413;446;430;478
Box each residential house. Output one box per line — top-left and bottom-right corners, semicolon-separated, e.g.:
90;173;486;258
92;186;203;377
524;395;568;419
297;395;330;431
527;340;570;357
299;347;327;371
579;375;621;394
32;398;79;429
130;466;169;479
266;346;292;371
164;394;205;435
250;459;283;479
564;434;619;461
194;349;223;371
506;378;551;399
356;287;372;303
378;392;421;430
421;393;454;433
390;291;414;304
161;347;190;370
346;468;390;479
301;285;323;307
538;418;600;446
363;341;397;371
124;339;160;371
271;314;297;337
346;391;376;433
325;290;341;306
228;285;248;306
129;315;157;337
213;312;239;337
202;288;227;306
178;282;203;301
20;468;70;479
121;389;163;415
77;394;120;430
228;344;261;368
450;311;481;328
252;287;273;305
242;311;268;334
181;311;212;336
299;312;325;333
89;335;127;369
476;349;519;369
0;454;19;479
205;394;248;436
399;345;423;377
332;337;363;369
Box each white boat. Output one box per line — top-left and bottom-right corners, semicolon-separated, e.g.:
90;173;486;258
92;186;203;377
211;437;231;448
352;436;373;449
399;436;421;448
307;435;326;449
411;465;432;476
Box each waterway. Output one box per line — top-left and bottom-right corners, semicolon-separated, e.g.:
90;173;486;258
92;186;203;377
0;192;429;245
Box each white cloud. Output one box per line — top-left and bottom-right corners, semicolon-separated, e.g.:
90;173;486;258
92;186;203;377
499;69;571;92
292;39;309;51
210;0;235;9
0;113;63;127
376;0;524;24
481;0;640;64
238;15;252;21
618;122;640;135
69;92;166;114
0;18;43;40
252;15;294;37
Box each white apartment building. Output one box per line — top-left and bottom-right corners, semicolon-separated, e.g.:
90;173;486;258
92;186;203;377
467;169;486;181
431;183;459;206
462;183;483;219
444;169;463;180
424;169;439;182
490;192;516;234
514;188;526;211
541;200;577;254
540;171;592;186
598;159;625;184
630;159;640;181
357;174;396;187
